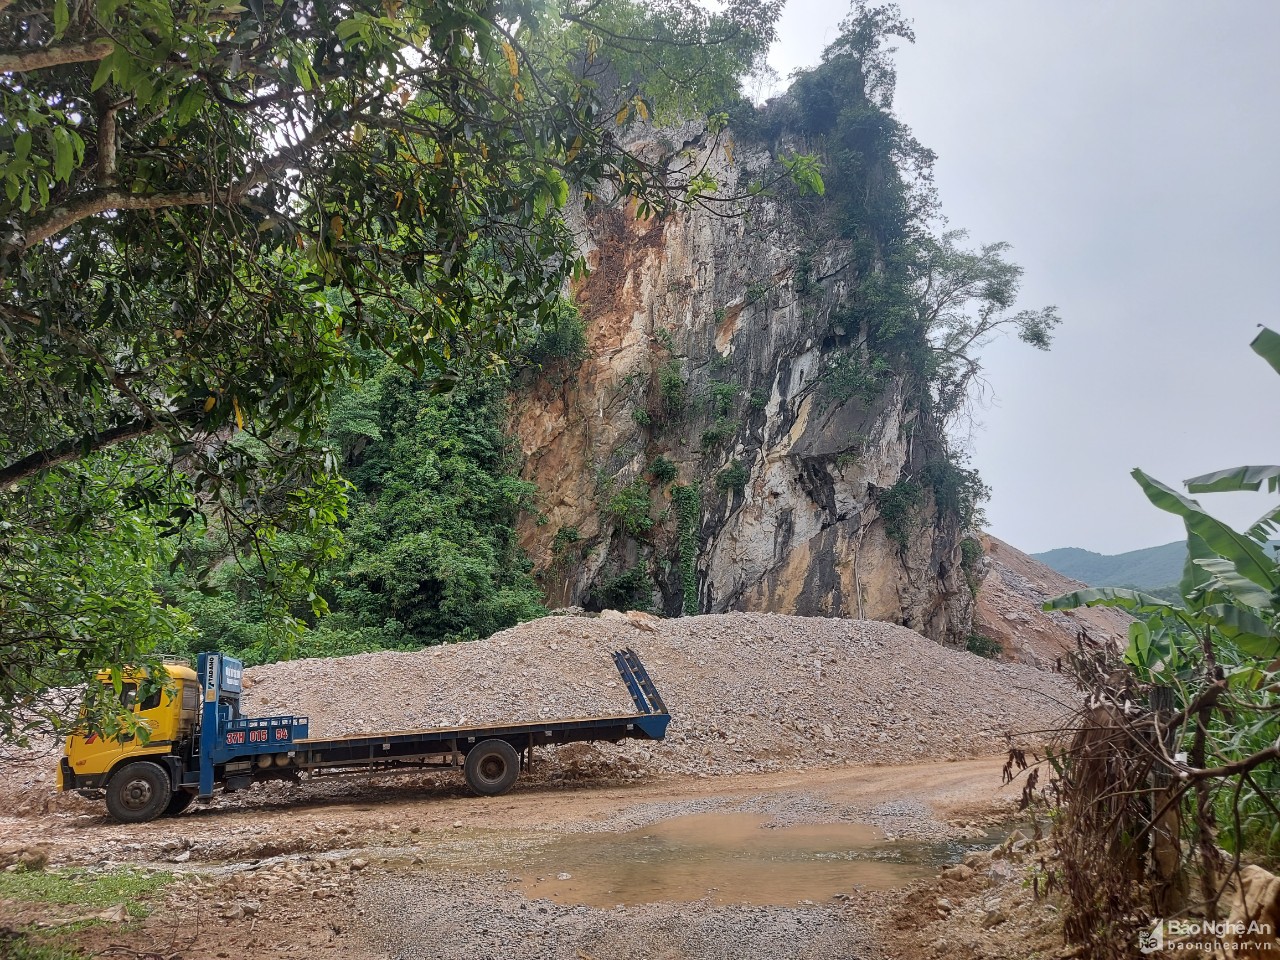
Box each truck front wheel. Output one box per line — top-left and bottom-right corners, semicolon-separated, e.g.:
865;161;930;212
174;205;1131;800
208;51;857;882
464;740;520;796
105;762;171;824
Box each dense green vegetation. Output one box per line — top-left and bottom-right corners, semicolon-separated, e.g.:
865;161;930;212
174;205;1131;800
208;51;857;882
0;0;791;734
163;361;546;663
672;484;702;616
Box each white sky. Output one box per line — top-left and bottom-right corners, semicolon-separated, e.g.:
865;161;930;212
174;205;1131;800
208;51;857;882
768;0;1280;555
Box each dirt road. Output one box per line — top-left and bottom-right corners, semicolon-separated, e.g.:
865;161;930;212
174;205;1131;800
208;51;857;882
0;757;1040;960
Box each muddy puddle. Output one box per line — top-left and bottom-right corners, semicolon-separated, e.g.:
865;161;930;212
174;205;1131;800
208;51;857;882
515;811;972;907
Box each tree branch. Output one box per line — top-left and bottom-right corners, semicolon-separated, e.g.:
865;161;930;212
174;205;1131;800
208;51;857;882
18;189;214;250
94;88;118;187
0;418;161;488
0;39;113;73
1181;743;1280;782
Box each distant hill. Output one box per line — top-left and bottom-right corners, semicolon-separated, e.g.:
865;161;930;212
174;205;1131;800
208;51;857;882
1032;541;1186;590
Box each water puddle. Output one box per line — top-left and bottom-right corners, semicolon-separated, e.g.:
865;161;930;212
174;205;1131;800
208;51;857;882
516;811;963;907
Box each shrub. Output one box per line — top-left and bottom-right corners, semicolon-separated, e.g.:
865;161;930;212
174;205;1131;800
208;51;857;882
716;461;749;494
656;359;686;420
551;526;582;568
521;300;589;367
707;381;737;417
965;633;1001;658
794;249;815;296
593;563;652;612
923;456;990;530
649;455;677;484
700;418;734;451
748;389;769;410
823;349;891;406
671;484;701;615
877;478;923;550
607;480;654;537
959;535;984;596
632;408;652;427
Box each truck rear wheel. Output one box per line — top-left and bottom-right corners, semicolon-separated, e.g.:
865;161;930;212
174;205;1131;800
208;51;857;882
163;790;195;817
105;762;171;824
464;740;520;796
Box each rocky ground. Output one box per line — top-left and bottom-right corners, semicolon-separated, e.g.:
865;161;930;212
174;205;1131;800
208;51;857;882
0;611;1087;959
973;536;1132;666
0;758;1072;960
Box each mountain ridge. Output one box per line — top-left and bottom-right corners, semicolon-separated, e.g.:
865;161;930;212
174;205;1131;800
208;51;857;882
1032;541;1185;590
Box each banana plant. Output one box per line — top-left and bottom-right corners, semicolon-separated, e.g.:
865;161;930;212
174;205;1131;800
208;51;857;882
1045;327;1280;682
1045;327;1280;861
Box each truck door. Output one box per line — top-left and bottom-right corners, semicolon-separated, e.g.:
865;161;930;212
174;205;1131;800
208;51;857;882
64;682;138;780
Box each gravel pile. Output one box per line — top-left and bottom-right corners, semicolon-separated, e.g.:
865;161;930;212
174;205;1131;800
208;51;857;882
243;611;1076;777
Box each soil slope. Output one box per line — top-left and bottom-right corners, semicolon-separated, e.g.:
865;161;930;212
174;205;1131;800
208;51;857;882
974;535;1131;666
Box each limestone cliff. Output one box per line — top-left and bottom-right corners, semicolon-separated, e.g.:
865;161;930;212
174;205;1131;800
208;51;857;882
509;134;976;645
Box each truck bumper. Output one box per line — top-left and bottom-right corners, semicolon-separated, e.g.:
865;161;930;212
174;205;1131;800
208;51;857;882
58;758;105;792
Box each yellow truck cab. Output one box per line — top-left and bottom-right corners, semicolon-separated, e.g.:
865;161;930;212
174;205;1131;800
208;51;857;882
59;657;202;820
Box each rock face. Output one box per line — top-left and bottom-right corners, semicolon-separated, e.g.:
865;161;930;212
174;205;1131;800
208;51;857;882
973;535;1131;666
510;135;975;645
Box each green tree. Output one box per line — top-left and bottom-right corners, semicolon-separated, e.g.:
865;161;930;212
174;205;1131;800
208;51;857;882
913;230;1060;423
0;0;783;726
328;365;546;647
165;360;547;659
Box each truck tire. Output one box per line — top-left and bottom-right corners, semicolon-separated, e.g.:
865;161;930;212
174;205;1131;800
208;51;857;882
105;762;172;824
464;740;520;796
162;790;195;817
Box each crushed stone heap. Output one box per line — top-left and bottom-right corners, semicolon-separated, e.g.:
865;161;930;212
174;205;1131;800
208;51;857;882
242;612;1075;776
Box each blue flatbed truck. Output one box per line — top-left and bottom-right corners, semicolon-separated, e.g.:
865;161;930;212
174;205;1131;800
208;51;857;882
59;648;671;824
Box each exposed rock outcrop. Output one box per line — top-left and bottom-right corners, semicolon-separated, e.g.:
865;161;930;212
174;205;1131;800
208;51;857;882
510;133;975;644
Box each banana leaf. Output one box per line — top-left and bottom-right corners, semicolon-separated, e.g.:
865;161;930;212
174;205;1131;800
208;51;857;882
1198;603;1280;660
1184;464;1280;494
1192;557;1277;609
1045;586;1181;615
1252;326;1280;376
1245;504;1280;543
1133;469;1279;591
1181;530;1215;601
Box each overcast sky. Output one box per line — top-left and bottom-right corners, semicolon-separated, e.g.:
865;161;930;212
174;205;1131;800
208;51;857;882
767;1;1280;555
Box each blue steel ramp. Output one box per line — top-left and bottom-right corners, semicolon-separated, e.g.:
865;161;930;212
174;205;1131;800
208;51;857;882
612;647;670;739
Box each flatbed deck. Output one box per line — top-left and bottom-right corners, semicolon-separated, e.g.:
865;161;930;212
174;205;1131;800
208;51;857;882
193;647;670;791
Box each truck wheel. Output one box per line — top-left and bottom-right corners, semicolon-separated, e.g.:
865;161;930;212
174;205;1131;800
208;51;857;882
162;790;195;817
105;762;171;824
464;740;520;796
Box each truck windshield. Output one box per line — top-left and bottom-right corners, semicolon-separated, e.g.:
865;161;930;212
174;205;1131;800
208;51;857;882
103;682;161;712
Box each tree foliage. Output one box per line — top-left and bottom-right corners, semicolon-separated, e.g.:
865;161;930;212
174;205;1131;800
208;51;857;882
0;0;781;726
166;359;546;662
